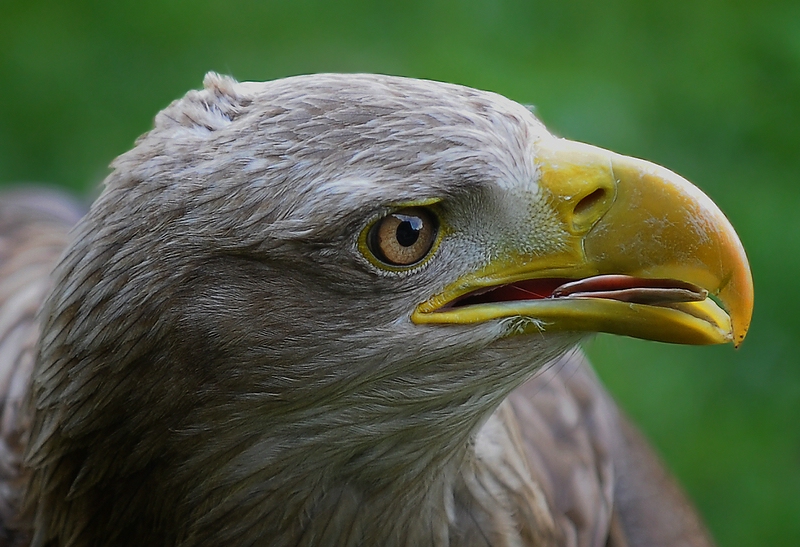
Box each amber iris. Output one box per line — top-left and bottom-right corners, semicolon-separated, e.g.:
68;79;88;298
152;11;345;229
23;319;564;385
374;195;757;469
368;207;438;266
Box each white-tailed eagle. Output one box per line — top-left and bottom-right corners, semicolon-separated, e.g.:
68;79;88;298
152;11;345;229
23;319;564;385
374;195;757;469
0;74;752;547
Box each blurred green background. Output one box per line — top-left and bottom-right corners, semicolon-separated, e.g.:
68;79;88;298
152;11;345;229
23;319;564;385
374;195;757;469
1;0;797;544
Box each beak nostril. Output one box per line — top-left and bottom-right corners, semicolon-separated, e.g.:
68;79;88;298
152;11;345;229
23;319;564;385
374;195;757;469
574;188;607;218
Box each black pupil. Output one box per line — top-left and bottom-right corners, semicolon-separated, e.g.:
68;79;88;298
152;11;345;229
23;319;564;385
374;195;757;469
395;215;422;247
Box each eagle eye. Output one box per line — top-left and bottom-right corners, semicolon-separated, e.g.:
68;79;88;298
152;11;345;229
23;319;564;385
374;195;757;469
367;207;439;268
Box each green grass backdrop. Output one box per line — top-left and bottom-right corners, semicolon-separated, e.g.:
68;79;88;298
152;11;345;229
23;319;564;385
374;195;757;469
1;1;798;545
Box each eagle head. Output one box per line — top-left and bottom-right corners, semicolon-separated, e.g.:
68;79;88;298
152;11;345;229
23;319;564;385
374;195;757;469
23;73;752;546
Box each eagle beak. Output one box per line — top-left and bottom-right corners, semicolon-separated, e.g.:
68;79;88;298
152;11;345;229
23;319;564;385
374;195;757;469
412;139;754;347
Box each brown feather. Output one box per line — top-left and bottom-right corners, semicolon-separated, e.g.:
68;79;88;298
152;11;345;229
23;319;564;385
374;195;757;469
0;190;84;545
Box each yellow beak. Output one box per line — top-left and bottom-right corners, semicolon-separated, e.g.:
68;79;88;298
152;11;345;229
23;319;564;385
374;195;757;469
411;139;754;347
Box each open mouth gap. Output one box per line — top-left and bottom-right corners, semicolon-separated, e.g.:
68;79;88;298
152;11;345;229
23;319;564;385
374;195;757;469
447;274;708;309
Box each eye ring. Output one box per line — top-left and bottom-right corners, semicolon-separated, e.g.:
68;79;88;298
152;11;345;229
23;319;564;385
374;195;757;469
366;207;439;268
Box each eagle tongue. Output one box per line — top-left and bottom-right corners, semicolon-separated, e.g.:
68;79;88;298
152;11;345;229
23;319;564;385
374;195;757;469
551;275;708;305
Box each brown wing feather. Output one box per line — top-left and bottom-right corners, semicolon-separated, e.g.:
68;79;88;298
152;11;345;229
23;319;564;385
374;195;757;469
508;350;715;547
0;189;83;543
508;351;616;547
604;411;716;547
